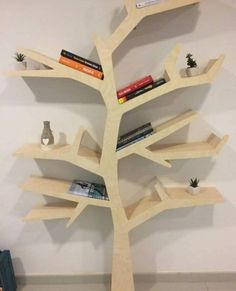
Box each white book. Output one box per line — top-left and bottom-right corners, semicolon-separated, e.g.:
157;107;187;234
136;0;161;9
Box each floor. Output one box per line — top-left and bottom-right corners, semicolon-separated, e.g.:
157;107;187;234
17;281;236;291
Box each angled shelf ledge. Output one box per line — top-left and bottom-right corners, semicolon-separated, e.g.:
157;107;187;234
15;128;102;175
119;44;224;113
22;176;110;208
126;179;224;231
24;203;76;222
150;133;229;161
5;49;103;92
23;176;110;228
117;110;198;165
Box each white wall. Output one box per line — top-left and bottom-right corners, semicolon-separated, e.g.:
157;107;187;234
0;0;236;275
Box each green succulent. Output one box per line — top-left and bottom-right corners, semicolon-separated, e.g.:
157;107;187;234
186;53;197;68
189;178;200;188
14;52;26;62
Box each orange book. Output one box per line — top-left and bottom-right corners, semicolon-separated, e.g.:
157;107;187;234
59;56;103;80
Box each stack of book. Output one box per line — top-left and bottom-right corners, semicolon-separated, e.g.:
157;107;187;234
68;180;109;201
116;122;154;151
117;75;166;104
59;49;104;80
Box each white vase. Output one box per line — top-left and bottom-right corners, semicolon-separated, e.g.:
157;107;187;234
187;186;200;195
15;61;27;70
186;67;200;77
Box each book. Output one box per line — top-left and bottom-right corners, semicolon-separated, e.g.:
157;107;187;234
118;78;166;104
0;250;17;291
118;122;152;143
61;49;103;72
117;127;153;148
68;180;109;201
136;0;161;9
116;132;153;151
59;56;104;80
117;75;153;98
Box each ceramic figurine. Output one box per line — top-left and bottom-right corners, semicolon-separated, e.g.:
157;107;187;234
41;121;54;150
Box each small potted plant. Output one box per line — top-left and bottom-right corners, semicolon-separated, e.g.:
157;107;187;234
14;52;26;70
186;53;199;77
187;178;200;195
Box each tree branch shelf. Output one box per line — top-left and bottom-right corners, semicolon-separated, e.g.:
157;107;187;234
5;0;228;290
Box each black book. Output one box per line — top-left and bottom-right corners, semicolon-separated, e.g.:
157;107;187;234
118;122;152;143
124;78;166;101
117;132;153;151
61;49;103;72
117;128;154;149
117;127;154;148
0;250;17;291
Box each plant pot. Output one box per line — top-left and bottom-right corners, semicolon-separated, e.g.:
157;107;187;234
26;59;40;70
187;186;201;195
186;67;200;77
15;61;27;70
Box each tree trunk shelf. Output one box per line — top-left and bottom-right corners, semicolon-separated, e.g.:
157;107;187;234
5;0;228;290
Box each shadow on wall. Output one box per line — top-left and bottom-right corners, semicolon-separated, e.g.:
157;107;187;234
8;159;113;274
112;4;201;63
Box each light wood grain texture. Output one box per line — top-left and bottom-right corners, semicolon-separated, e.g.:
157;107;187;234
22;176;110;208
7;1;229;290
150;134;229;160
126;183;224;231
5;49;103;92
66;202;88;228
5;45;224;114
117;110;199;161
15;128;102;175
24;203;76;221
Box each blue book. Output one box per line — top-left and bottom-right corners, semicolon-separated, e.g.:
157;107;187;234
0;250;17;291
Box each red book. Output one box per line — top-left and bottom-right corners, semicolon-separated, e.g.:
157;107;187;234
59;56;103;80
117;75;153;98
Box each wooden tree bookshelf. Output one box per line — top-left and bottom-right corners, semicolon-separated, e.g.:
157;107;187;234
6;0;228;290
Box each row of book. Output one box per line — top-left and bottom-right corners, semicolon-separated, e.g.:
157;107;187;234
58;50;166;105
117;122;154;151
117;75;166;104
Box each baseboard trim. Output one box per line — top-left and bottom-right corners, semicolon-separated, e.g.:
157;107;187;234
16;272;236;285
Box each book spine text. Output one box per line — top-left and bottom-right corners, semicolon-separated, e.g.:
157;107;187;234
118;78;166;104
61;50;103;72
59;56;103;80
117;75;153;98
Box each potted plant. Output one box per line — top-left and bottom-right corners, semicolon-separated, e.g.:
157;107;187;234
186;53;199;77
187;178;200;195
14;52;26;70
